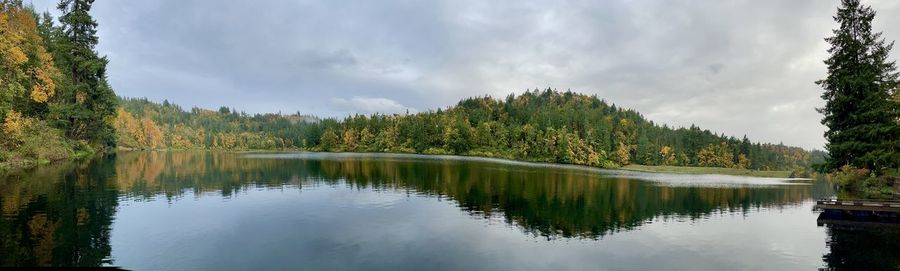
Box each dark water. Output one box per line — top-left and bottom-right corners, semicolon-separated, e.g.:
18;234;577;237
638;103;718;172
0;151;898;270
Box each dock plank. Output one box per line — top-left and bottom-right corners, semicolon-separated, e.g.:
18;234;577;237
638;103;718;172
816;199;900;213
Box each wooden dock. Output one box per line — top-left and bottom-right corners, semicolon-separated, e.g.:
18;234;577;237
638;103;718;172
816;199;900;225
816;199;900;213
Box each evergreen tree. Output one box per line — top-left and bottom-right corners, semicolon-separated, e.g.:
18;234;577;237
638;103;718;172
817;0;899;172
49;0;117;147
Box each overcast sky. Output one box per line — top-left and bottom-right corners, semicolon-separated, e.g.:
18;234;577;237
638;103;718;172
27;0;900;150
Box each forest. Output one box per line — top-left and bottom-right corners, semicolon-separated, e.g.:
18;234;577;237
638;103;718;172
115;91;823;173
0;1;117;170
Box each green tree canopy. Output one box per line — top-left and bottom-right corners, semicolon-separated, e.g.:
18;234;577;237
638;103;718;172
817;0;899;173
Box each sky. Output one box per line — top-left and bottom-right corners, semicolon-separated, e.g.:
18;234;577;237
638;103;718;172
27;0;900;150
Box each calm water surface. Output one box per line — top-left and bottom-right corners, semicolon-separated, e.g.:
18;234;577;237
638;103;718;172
1;151;898;270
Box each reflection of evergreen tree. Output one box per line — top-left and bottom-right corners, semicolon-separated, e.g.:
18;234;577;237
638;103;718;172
822;225;900;271
0;155;118;266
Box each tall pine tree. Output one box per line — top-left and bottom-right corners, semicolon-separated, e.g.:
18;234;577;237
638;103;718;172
817;0;899;173
49;0;117;147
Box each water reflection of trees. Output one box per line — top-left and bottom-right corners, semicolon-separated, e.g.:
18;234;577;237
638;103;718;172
0;156;118;266
0;152;838;266
821;224;900;271
114;152;818;239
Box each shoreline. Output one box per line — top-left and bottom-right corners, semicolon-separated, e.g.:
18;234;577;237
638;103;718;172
242;150;800;179
4;148;799;179
621;164;794;178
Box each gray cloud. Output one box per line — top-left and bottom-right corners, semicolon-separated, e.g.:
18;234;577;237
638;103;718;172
330;97;416;116
26;0;900;150
708;64;724;75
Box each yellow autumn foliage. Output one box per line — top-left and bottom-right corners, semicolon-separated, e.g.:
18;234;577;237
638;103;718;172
697;142;735;168
659;145;676;166
0;3;59;116
6;46;27;65
2;110;25;139
29;68;55;103
141;118;164;149
113;108;143;149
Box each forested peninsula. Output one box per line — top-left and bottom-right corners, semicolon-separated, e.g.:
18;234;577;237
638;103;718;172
114;91;824;176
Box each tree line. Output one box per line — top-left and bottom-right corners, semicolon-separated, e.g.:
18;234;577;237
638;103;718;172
117;90;823;172
114;97;318;151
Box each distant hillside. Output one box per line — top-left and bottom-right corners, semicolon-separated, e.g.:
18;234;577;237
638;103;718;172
116;97;318;150
116;90;823;171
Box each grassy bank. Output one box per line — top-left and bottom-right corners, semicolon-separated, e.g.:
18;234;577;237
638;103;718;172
621;164;795;178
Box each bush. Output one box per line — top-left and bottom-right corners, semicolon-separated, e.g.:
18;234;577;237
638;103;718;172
0;150;14;170
0;118;74;171
423;148;453;155
72;140;95;158
832;165;871;188
389;146;417;154
466;148;514;160
18;120;73;162
788;168;814;178
598;160;620;169
832;165;896;199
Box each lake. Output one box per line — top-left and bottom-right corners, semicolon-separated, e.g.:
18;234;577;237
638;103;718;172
1;151;898;270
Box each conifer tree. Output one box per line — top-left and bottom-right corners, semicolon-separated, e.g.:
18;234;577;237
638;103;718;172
50;0;117;147
817;0;899;172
